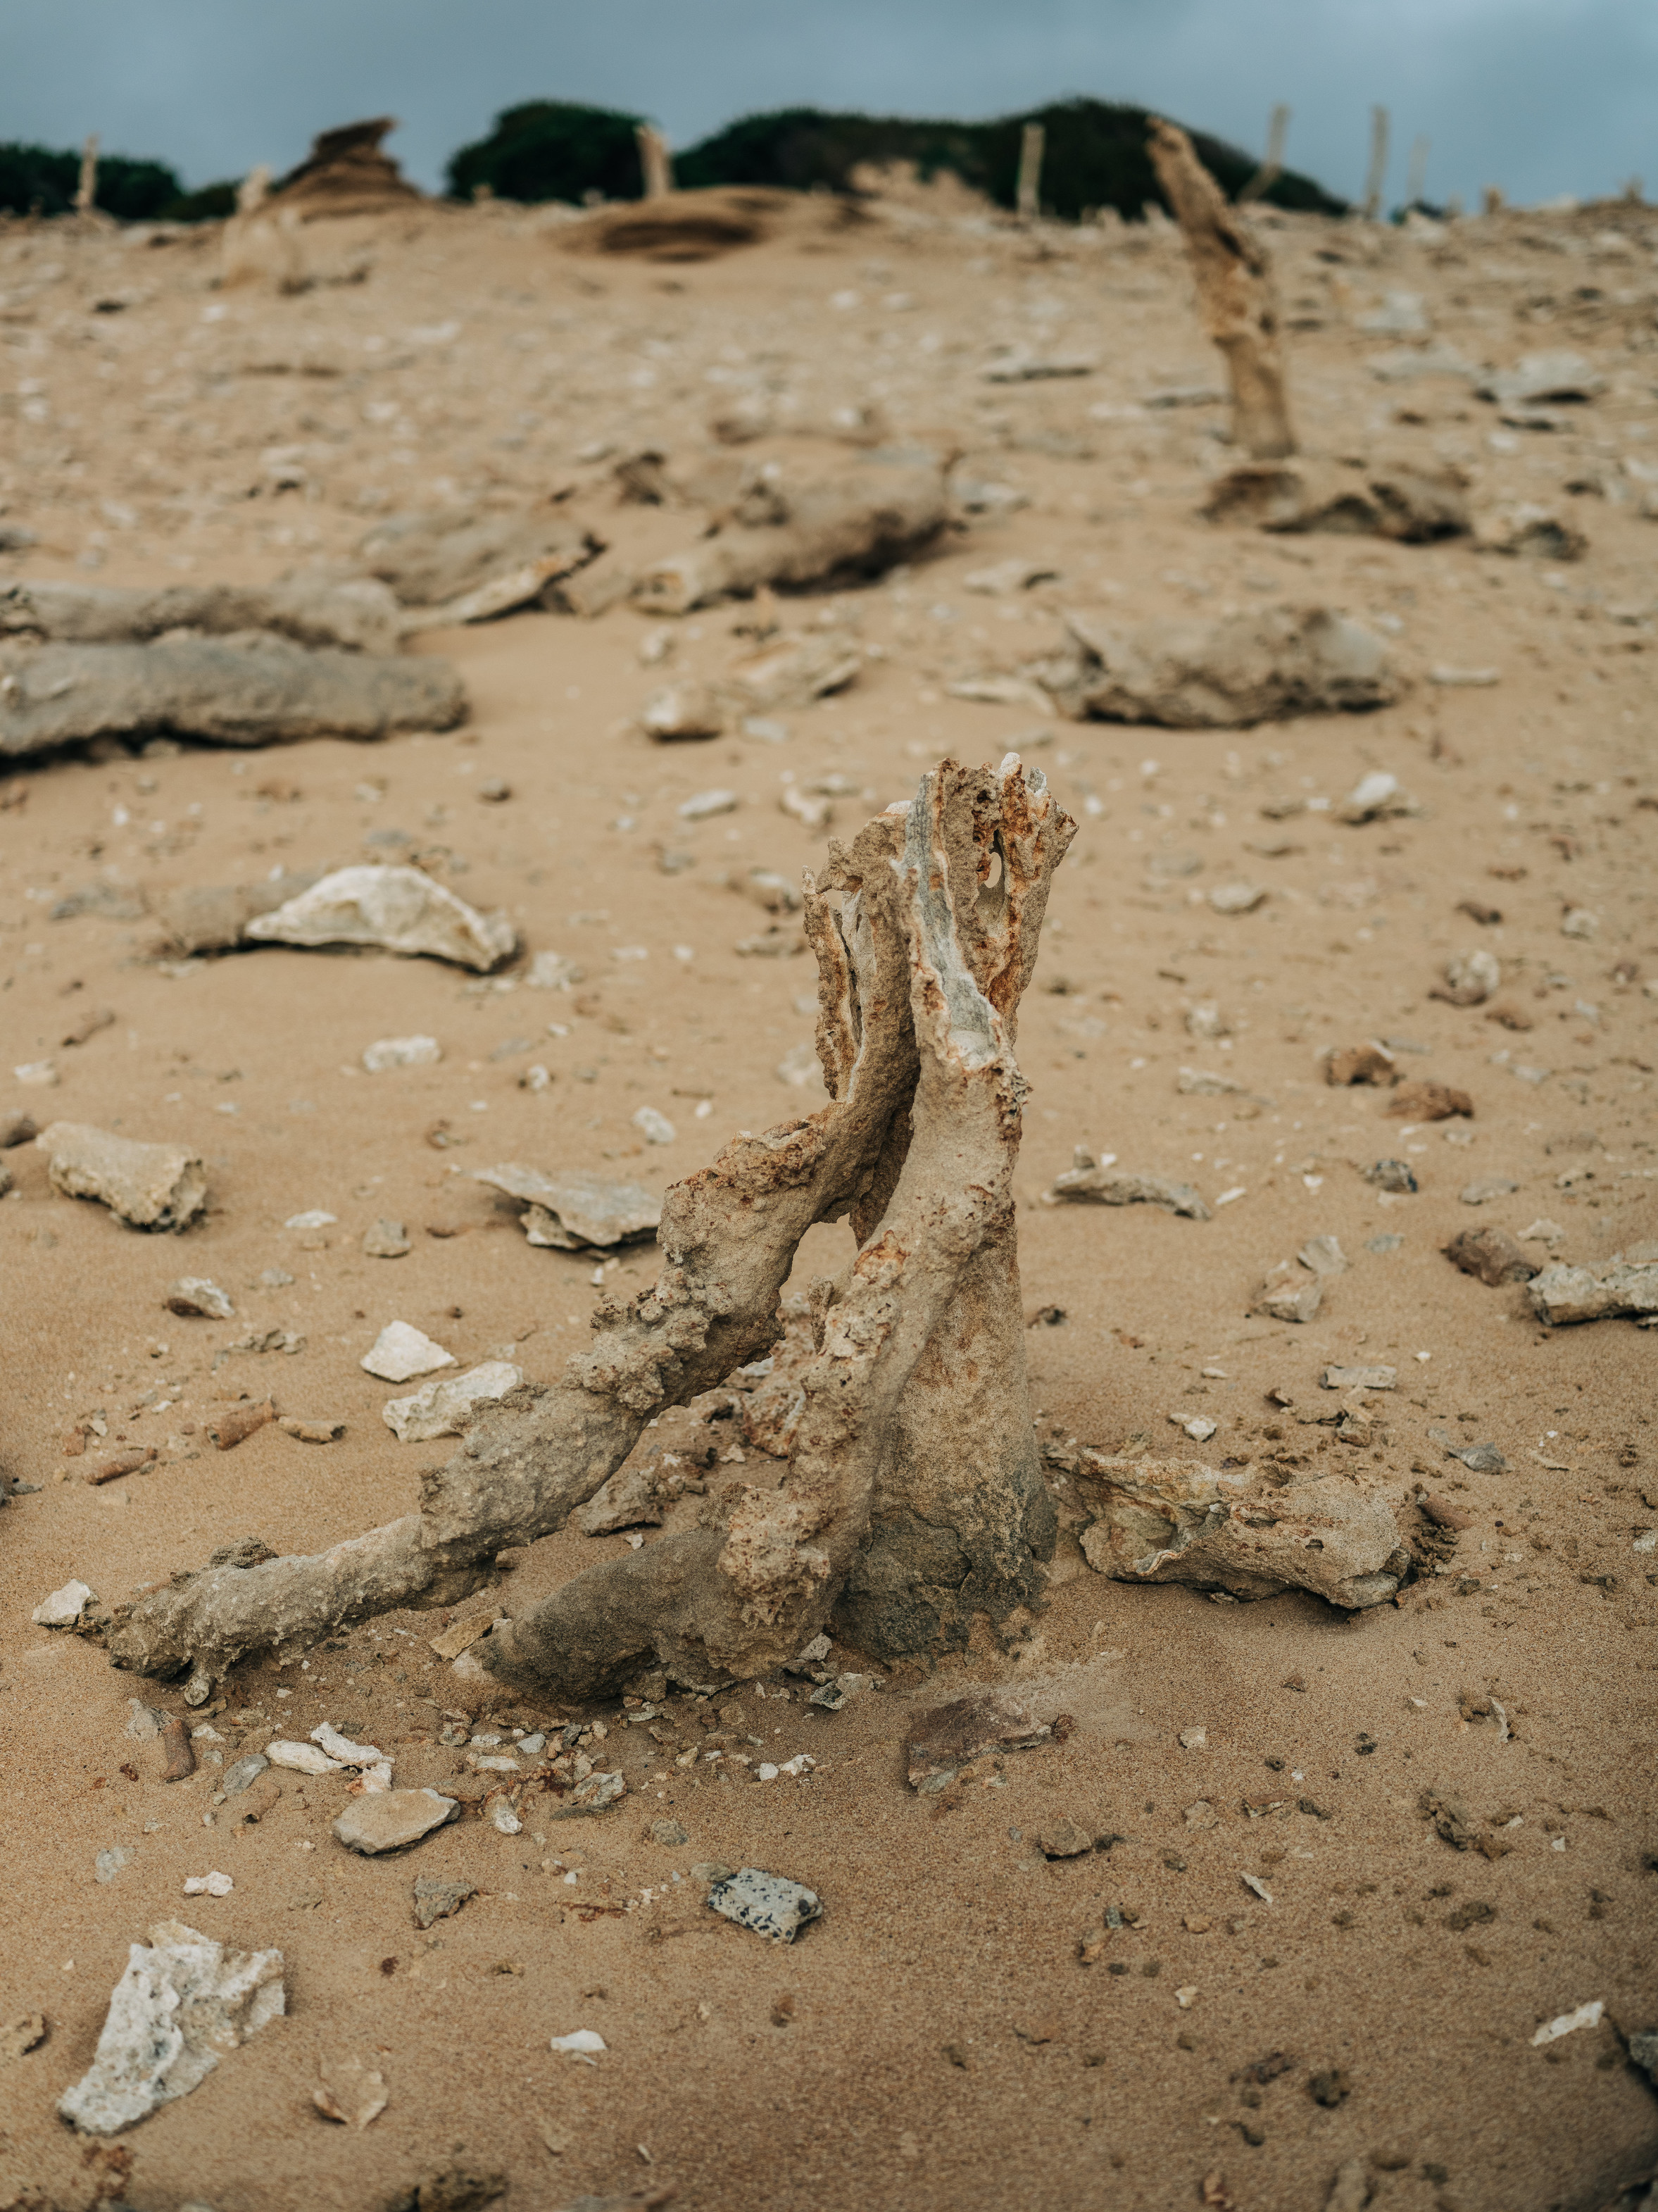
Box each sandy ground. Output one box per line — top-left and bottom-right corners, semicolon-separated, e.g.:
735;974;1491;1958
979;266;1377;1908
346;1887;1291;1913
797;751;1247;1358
1;182;1656;2212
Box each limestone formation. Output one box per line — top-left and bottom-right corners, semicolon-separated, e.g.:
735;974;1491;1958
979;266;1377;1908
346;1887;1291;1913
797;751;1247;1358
1036;606;1398;727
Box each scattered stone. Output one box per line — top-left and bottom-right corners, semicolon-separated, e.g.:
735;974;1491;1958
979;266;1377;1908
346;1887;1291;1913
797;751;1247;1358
1297;1235;1348;1277
1076;1453;1404;1608
1337;769;1418;824
1459;1177;1519;1207
1177;1415;1219;1443
14;1059;57;1087
1328;1044;1397;1087
332;1789;459;1856
727;631;862;710
1474;503;1586;561
0;2013;46;2061
161;1716;196;1782
1560;908;1600;942
146;871;325;958
1476;351;1607;407
1527;1261;1658;1327
1321;1365;1396;1391
1204;457;1470;543
472;1163;661;1249
126;1699;167;1740
278;1416;344;1443
164;1277;235;1320
86;1447;158;1488
1430;1430;1509;1474
220;1753;270;1798
548;2030;607;2056
57;1920;284;2135
635;459;948;613
34;1122;207;1231
1038;1821;1094;1859
905;1693;1051;1791
183;1872;234;1898
632;1106;677;1146
1419;1496;1473;1532
641;681;726;742
413;1877;475;1930
1208;881;1267;916
548;1771;627;1821
1433;949;1501;1006
1530;1999;1604;2047
358;503;597;611
648;1819;689;1847
363;1035;442;1073
1036;605;1399;727
1519;1218;1564;1249
575;1465;664;1535
266;1739;345;1776
1445;1226;1538;1286
428;1613;501;1661
206;1400;274;1451
1628;2030;1658;2087
1255;1267;1323;1324
0;572;405;654
0;636;465;760
244;866;515;972
1384;1082;1473;1121
1043;1148;1210;1219
706;1868;823;1942
33;1578;94;1627
95;1848;133;1885
1363;1159;1418;1193
285;1210;336;1230
678;787;739;823
360;1323;456;1384
382;1361;522;1442
363;1218;411;1258
0;1110;38;1148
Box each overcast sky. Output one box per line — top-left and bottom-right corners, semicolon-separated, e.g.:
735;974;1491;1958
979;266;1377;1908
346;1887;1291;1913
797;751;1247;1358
7;0;1652;211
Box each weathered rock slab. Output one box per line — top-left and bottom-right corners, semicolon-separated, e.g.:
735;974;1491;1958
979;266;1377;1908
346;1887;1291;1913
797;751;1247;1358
1528;1260;1658;1326
332;1789;459;1856
472;1163;661;1249
1036;604;1399;727
244;864;515;971
382;1362;523;1442
36;1122;207;1232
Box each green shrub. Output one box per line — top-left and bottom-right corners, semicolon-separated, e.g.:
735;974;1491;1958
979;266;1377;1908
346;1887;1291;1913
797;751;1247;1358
445;101;646;206
155;180;240;224
0;142;184;221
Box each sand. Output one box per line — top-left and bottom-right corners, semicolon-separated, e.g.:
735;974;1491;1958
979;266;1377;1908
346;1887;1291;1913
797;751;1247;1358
1;185;1655;2212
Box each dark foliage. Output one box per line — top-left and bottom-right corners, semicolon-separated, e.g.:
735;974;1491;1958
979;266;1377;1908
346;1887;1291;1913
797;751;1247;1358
155;180;240;224
0;142;184;221
445;100;645;206
681;97;1346;220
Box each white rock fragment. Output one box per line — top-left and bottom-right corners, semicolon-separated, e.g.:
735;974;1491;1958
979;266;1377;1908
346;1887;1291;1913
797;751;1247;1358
265;1740;346;1776
33;1579;95;1627
164;1277;235;1320
310;1723;387;1769
632;1106;676;1145
243;864;516;973
550;2029;607;2056
284;1209;337;1230
1528;1261;1658;1326
1241;1874;1274;1904
1338;770;1415;824
1560;908;1599;942
182;1873;234;1897
677;789;738;821
360;1322;456;1384
363;1035;441;1073
472;1162;660;1250
57;1920;284;2136
1208;882;1267;915
381;1361;522;1442
35;1123;207;1232
1531;1999;1603;2047
15;1060;58;1087
1176;1416;1218;1442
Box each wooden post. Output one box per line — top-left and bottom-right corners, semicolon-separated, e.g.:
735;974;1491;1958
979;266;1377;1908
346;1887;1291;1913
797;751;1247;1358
74;134;99;218
1405;135;1429;210
1362;105;1390;220
1238;104;1290;204
1147;117;1295;461
1016;121;1045;223
636;124;673;200
1481;184;1505;215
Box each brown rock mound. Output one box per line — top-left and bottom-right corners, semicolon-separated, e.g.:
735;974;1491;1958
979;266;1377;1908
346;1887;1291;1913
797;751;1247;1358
268;119;423;222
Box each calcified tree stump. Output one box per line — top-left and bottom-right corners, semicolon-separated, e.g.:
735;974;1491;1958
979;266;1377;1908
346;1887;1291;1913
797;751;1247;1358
87;759;1072;1703
1148;118;1296;461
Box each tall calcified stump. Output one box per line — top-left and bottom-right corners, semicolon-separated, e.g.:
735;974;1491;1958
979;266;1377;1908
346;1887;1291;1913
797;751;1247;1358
1147;118;1295;462
87;760;1071;1704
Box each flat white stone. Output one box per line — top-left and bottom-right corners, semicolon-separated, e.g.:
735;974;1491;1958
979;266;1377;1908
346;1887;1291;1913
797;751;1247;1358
381;1360;522;1442
360;1321;456;1384
34;1579;94;1627
363;1035;441;1073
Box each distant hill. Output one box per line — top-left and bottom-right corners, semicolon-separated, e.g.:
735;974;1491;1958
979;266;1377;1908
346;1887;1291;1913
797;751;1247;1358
448;95;1346;220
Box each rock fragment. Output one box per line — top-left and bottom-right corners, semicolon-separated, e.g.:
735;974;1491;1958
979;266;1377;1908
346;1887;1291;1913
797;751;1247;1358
332;1789;459;1856
33;1578;95;1627
413;1877;475;1930
278;1417;344;1443
1527;1261;1658;1327
1384;1082;1472;1121
472;1163;660;1249
35;1122;207;1231
1474;504;1586;561
706;1868;822;1942
905;1693;1051;1791
1363;1158;1417;1193
363;1035;441;1072
382;1362;523;1442
1321;1364;1396;1391
363;1218;411;1258
360;1323;456;1384
1203;457;1470;542
147;871;324;958
574;1465;664;1535
1298;1235;1348;1277
641;682;726;742
57;1920;284;2136
244;865;514;972
1433;949;1501;1006
205;1400;274;1450
1036;605;1399;727
1043;1147;1210;1218
1445;1227;1538;1286
1477;351;1607;407
1;2013;46;2061
164;1277;235;1320
1459;1177;1519;1207
1076;1454;1405;1608
0;572;405;654
1255;1266;1323;1324
1337;769;1417;824
1328;1044;1397;1087
0;635;465;759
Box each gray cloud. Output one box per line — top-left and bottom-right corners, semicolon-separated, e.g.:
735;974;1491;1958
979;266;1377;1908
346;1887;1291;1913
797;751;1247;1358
6;0;1651;211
